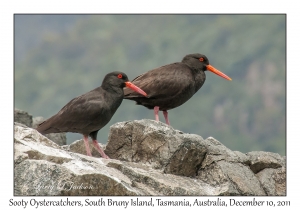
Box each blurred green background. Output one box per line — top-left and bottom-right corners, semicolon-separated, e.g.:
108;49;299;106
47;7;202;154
14;14;286;155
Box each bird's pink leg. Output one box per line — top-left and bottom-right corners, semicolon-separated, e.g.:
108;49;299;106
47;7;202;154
92;140;110;159
154;106;160;121
83;135;92;156
163;110;170;125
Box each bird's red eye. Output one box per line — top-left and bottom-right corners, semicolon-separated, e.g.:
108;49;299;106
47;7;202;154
117;74;123;79
199;57;204;62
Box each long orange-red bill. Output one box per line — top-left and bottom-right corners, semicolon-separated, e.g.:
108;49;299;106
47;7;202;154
206;65;232;81
125;81;148;97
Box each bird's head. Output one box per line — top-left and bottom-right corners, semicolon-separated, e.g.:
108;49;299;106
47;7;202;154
102;71;148;96
182;53;232;81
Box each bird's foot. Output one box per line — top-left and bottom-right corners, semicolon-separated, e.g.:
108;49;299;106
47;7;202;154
92;140;110;159
102;154;110;159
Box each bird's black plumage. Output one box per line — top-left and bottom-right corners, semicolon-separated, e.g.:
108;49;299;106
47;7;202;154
124;53;231;125
37;71;147;158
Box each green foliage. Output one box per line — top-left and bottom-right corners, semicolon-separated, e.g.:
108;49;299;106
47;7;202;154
14;14;286;155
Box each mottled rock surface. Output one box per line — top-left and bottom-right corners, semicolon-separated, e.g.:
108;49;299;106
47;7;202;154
14;109;32;127
14;119;286;196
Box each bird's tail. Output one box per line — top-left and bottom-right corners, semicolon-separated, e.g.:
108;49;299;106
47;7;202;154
36;117;60;134
36;120;49;134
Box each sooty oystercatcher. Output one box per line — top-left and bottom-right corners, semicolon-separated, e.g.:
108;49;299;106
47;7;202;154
37;71;147;159
124;53;231;125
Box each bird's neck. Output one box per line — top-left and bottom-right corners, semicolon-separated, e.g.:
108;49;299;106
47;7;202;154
102;84;124;97
102;86;124;114
193;69;206;92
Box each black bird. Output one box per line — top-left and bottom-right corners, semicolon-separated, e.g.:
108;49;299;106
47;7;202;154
36;71;147;159
124;53;231;125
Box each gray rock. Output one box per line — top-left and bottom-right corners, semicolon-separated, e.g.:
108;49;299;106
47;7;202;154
14;124;142;196
105;120;184;169
256;167;286;196
246;151;285;173
190;138;266;195
107;161;223;195
32;116;67;146
14;119;286;196
14;122;28;128
164;134;207;177
197;160;266;195
14;109;32;127
233;150;251;165
62;139;104;158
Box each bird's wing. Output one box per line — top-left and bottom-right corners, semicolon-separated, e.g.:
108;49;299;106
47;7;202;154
124;63;193;99
37;88;108;134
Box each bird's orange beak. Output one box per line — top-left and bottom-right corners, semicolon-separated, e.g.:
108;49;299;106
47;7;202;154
125;82;148;97
206;65;232;81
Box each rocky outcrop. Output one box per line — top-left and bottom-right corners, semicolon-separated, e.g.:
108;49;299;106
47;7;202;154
14;119;286;196
14;109;66;146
